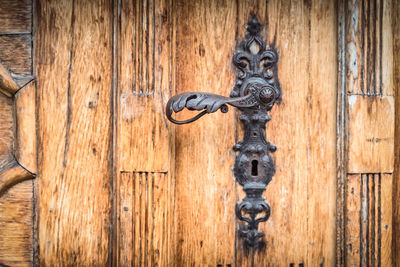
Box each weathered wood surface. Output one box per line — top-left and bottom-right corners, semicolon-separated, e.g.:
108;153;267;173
0;35;32;76
345;173;392;266
0;0;32;34
232;1;337;266
35;0;113;265
174;1;237;266
340;0;396;265
0;63;19;97
0;79;36;196
113;0;176;265
0;180;33;267
0;0;393;265
0;90;13;156
0;0;35;265
15;81;37;173
347;95;394;173
392;0;400;265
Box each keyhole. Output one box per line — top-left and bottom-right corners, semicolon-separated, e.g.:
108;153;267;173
251;160;258;176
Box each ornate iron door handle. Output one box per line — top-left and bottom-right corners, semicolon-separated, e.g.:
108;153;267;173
166;16;281;249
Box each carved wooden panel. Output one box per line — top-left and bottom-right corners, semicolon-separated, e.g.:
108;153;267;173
0;0;36;265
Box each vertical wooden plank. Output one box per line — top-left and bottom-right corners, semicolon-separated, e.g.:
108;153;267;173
360;174;368;265
345;173;392;266
152;172;169;266
35;0;113;265
117;0;169;172
175;1;236;265
117;172;169;266
307;0;337;265
133;172;140;266
345;174;361;265
381;0;393;96
342;0;396;265
393;0;400;265
235;1;337;265
140;172;146;266
346;0;362;96
118;172;133;266
114;0;176;264
260;0;309;265
336;1;347;265
380;174;392;266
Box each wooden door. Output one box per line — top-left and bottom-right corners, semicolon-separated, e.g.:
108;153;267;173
0;0;399;266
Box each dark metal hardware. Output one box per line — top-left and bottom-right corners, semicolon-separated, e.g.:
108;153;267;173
165;16;281;249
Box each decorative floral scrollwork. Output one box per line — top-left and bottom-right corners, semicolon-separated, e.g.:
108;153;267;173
165;15;281;249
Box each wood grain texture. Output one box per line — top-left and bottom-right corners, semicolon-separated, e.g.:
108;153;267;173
336;1;347;265
0;35;32;76
117;0;170;173
15;80;36;173
0;154;34;197
345;0;392;96
392;0;400;264
174;1;237;265
117;172;172;266
0;1;35;263
0;62;19;97
341;0;397;264
345;173;392;266
0;92;13;157
234;1;337;266
35;0;113;265
0;0;32;34
347;95;394;173
113;0;176;265
0;180;33;267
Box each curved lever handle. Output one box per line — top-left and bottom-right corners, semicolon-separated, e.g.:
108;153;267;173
165;91;257;124
164;16;281;249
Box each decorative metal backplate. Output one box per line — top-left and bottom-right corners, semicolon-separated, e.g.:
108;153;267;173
166;16;280;249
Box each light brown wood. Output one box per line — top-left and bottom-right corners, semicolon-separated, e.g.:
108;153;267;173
340;0;397;265
233;1;338;266
0;0;31;34
347;95;394;173
15;80;37;173
0;154;34;197
0;1;35;265
345;173;392;266
0;180;33;267
113;0;176;265
117;172;170;266
0;63;19;97
392;0;400;265
0;0;393;265
116;0;170;173
175;1;237;265
35;0;113;265
0;91;13;157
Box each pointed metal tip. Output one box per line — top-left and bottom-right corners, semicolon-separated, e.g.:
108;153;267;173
246;15;262;36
